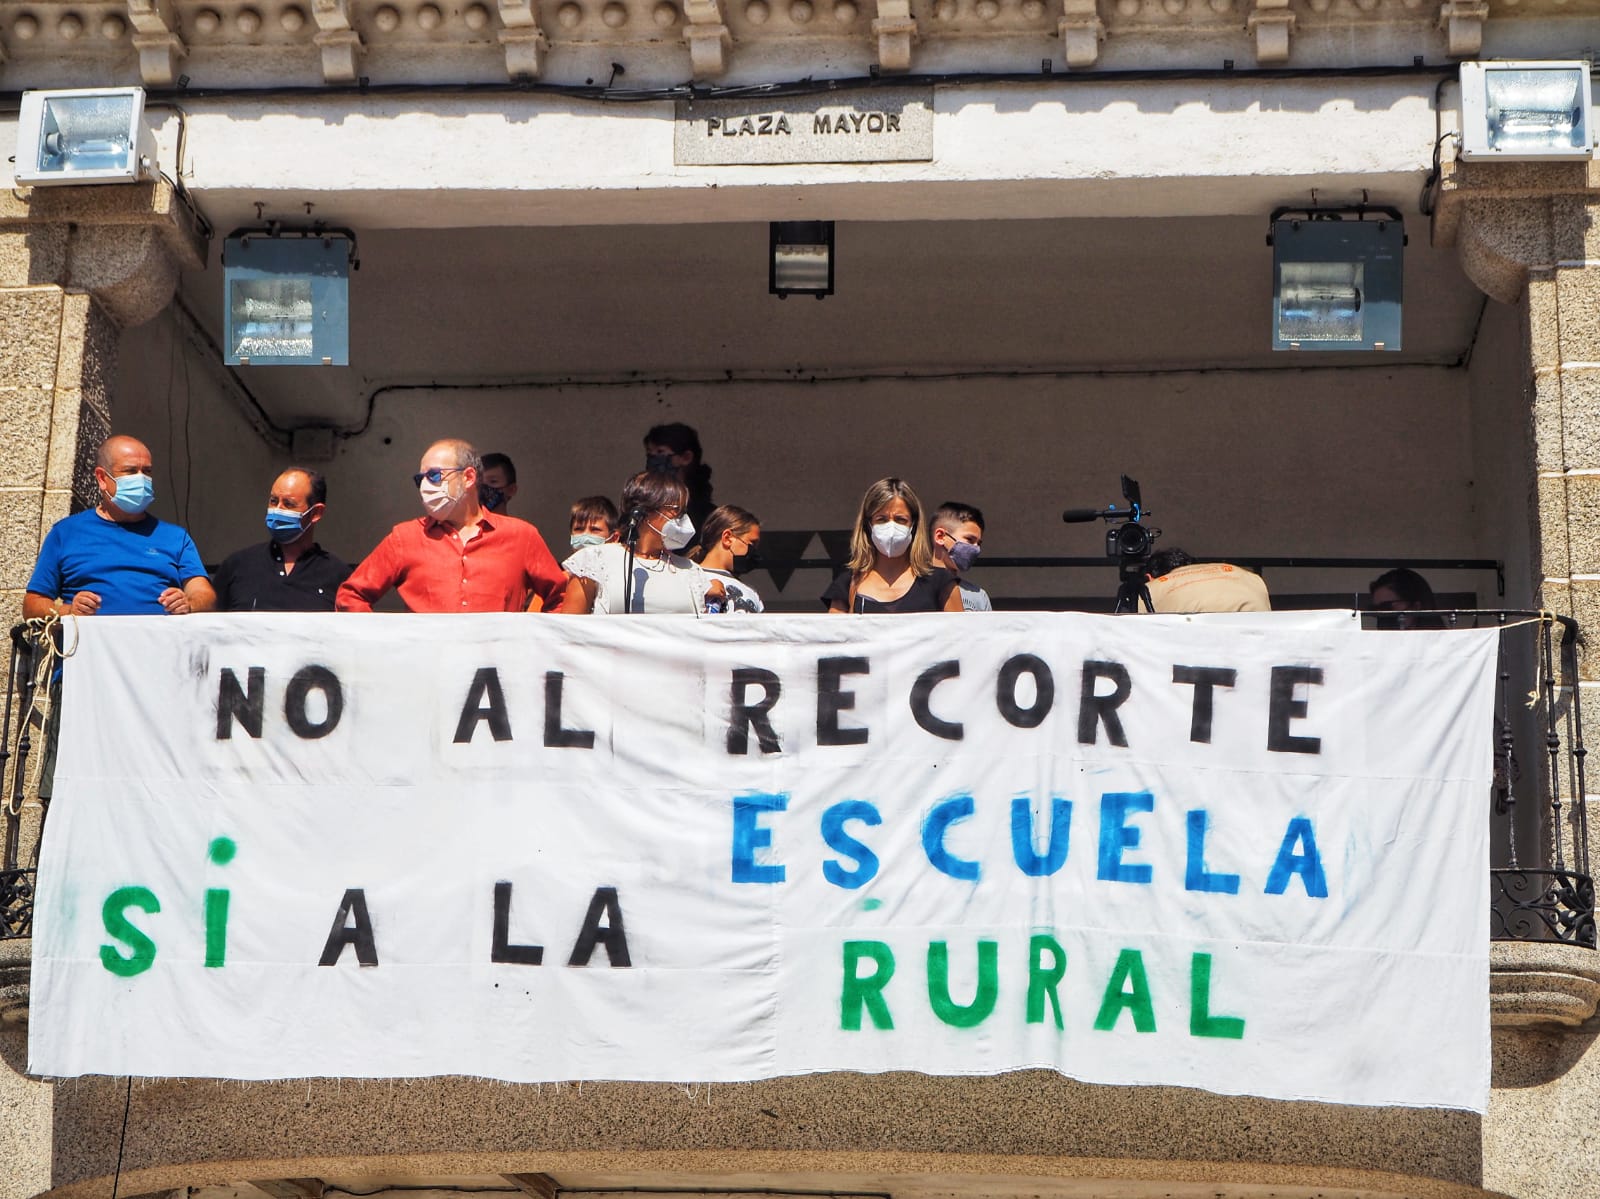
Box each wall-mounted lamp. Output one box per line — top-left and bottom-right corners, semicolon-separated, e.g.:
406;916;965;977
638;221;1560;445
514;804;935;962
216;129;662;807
14;86;157;187
1268;207;1404;352
1461;61;1594;162
222;226;357;366
770;221;834;299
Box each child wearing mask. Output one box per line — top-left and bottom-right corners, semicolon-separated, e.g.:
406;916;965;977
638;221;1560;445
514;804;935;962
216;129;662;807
823;478;962;614
569;495;619;552
688;505;764;613
931;501;992;612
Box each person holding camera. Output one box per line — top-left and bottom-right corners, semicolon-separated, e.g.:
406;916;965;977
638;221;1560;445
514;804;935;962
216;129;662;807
823;478;963;614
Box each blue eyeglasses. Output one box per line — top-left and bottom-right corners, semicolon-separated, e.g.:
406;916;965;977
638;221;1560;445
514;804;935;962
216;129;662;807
413;467;465;487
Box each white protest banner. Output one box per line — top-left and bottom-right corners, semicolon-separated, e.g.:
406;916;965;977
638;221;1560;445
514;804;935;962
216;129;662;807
30;612;1497;1111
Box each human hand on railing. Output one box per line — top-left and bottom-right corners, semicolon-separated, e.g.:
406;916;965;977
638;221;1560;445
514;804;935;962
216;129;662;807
68;591;101;616
158;587;191;615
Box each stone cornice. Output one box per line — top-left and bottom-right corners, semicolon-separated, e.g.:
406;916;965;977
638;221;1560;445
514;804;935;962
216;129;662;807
1490;940;1600;1027
0;0;1573;85
0;178;208;324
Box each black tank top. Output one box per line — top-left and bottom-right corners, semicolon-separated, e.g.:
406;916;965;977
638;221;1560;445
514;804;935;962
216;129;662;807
822;570;949;613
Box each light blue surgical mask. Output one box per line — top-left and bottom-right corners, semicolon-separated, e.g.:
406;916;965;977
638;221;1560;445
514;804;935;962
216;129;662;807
571;533;608;551
109;473;155;516
265;507;307;543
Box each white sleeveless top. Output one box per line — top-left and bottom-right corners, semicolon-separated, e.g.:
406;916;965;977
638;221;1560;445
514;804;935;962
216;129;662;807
563;542;712;615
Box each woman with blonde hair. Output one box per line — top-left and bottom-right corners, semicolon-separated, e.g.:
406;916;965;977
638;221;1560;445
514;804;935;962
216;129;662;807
823;477;962;614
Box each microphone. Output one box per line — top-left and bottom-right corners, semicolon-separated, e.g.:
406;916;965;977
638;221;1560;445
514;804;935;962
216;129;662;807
1062;507;1109;523
622;506;646;546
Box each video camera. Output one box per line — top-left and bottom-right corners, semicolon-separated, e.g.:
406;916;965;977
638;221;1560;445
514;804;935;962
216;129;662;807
1063;474;1161;562
1063;475;1163;613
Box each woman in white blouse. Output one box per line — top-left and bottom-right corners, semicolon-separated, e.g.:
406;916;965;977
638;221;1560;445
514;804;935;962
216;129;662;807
562;471;724;615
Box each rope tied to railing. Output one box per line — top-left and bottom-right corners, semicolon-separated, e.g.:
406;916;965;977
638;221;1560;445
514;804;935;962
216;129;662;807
6;613;77;819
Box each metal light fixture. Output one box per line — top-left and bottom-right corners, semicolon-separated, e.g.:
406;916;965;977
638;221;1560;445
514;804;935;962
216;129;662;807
14;87;157;187
1461;61;1594;162
222;226;357;367
770;221;834;299
1268;207;1404;353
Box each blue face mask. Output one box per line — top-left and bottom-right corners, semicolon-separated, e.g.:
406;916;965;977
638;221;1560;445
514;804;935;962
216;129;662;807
109;473;155;516
265;507;307;543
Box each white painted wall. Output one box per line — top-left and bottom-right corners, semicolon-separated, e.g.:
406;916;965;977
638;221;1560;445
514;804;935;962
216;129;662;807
113;342;1492;611
126;77;1441;230
111;306;281;559
106;213;1514;610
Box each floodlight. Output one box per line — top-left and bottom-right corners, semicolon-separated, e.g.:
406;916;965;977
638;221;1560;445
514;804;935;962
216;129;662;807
14;87;157;186
770;221;834;299
1269;207;1404;353
222;229;356;367
1461;61;1594;162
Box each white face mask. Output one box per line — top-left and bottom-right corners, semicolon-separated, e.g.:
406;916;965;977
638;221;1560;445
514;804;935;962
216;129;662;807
656;513;696;551
571;532;607;551
871;521;914;557
419;479;461;520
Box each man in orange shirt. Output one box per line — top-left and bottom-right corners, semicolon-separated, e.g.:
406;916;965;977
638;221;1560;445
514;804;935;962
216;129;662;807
337;439;566;613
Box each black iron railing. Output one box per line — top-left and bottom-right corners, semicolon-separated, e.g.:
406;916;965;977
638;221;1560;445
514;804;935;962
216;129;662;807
1;613;1591;947
1486;611;1593;948
1;622;48;940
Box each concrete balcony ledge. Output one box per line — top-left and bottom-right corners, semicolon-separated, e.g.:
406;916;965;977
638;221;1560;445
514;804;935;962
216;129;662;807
1489;940;1600;1028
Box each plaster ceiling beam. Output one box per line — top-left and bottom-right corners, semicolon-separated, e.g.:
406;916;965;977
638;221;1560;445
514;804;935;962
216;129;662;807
1438;0;1488;58
872;0;917;72
1247;0;1293;65
1059;0;1104;68
682;0;732;78
312;0;364;83
126;0;187;85
498;0;550;78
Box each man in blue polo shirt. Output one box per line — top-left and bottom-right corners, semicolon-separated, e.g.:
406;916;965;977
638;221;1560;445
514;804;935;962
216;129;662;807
23;434;216;619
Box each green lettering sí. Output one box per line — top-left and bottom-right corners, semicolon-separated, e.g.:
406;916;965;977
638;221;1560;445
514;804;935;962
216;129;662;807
100;886;160;978
1189;952;1245;1039
1093;948;1156;1033
927;940;998;1028
1026;934;1066;1029
841;940;895;1030
205;836;236;968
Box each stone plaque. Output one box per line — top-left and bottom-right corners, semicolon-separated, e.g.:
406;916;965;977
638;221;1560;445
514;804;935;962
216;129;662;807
675;88;934;165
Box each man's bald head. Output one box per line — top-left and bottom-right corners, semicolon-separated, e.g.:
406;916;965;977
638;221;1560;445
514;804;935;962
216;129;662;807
97;435;152;473
424;439;482;475
92;435;155;521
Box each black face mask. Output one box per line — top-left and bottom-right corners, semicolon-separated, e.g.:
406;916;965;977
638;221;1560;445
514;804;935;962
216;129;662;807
731;548;762;577
646;452;675;473
479;483;505;512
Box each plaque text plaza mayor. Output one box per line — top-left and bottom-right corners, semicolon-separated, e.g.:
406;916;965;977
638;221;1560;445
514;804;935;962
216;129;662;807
703;110;905;137
674;89;934;164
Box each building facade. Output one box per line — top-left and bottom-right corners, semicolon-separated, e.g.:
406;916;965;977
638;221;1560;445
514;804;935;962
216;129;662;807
1;1;1599;1197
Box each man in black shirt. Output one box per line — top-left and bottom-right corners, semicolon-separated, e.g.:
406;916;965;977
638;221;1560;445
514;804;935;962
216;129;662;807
214;468;352;612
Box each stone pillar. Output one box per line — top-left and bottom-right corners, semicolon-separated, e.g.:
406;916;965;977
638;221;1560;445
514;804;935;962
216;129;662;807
1435;166;1600;858
0;182;203;1199
0;182;207;618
